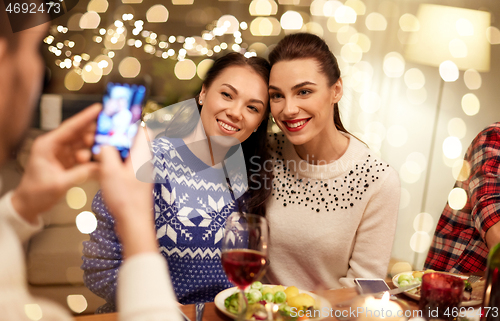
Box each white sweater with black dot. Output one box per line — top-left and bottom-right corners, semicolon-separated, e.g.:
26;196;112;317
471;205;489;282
264;132;400;290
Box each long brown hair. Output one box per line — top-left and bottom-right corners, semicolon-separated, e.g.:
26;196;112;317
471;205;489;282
160;52;272;216
268;32;350;135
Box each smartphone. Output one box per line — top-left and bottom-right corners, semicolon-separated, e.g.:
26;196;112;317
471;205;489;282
354;278;390;294
92;82;147;160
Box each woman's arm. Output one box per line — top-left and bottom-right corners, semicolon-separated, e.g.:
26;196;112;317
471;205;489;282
339;167;400;287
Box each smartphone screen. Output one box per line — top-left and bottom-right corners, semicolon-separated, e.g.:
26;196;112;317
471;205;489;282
92;82;146;160
355;278;390;294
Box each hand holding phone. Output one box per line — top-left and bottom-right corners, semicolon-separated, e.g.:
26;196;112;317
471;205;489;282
354;278;390;294
92;82;146;160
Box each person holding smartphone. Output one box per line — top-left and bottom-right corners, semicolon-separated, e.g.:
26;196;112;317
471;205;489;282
82;52;273;311
0;8;181;320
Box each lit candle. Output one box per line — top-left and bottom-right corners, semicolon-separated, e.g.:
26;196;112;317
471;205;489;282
356;292;405;321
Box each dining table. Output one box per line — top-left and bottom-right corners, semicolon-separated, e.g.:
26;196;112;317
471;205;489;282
73;281;428;321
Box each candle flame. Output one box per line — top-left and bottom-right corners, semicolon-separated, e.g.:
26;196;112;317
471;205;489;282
382;291;390;302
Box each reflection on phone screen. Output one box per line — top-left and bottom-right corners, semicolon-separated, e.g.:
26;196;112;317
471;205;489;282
92;82;146;160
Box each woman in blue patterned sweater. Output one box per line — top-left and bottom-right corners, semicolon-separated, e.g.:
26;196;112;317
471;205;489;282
82;52;273;312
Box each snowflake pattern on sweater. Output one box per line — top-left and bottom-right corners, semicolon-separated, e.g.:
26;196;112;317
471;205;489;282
82;137;246;311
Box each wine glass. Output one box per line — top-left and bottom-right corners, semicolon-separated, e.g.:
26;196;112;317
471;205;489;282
221;213;269;321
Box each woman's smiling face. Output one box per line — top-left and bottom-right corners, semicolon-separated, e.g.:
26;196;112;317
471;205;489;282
199;65;268;143
268;58;343;147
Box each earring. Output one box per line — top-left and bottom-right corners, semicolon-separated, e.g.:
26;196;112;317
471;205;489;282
253;128;258;132
199;100;203;105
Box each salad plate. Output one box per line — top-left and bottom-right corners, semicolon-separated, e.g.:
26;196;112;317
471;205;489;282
392;271;482;307
214;285;332;321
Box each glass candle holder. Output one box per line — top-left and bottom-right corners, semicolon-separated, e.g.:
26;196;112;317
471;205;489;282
419;273;464;321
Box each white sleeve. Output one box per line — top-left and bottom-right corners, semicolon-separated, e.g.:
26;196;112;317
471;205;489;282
0;191;43;243
117;252;183;321
339;168;400;287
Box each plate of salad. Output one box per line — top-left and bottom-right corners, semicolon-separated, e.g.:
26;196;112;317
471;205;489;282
392;271;483;307
214;282;332;320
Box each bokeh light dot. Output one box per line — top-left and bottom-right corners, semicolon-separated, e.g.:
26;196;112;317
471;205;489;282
24;304;43;321
404;68;425;89
448;187;468;210
461;93;480;116
365;12;387;31
280;11;303;30
413;212;434;233
447;118;466;139
439;60;459;82
67;295;88;314
340;43;362;63
64;70;84;91
464;69;482;90
399;188;410;209
81;62;102;83
452;159;471;182
383;52;405;78
118;57;141;78
76;211;97;234
410;231;431;253
486;26;500;45
391;262;412;277
335;5;357;24
146;5;169;23
66;187;87;210
406;88;427;105
399;162;421;184
399;13;420;32
197;59;214;80
442;136;462;159
406;152;426;173
174;59;197;80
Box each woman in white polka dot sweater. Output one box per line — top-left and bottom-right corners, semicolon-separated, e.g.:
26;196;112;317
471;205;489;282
264;33;400;290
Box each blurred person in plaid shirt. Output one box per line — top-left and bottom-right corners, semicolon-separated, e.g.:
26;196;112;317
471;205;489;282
425;123;500;273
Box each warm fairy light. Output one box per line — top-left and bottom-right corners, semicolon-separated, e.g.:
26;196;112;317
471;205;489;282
442;136;462;159
404;68;425;89
79;12;101;29
413;212;434;233
461;93;480;116
448;188;467;210
249;0;278;16
82;62;102;83
487;26;500;45
383;52;405;78
232;44;241;52
147;5;169;23
464;69;482;90
399;161;420;184
220;43;228;50
340;43;362;63
365;12;387;31
119;57;141;78
335;5;357;23
87;0;108;13
94;55;113;75
172;0;194;4
336;26;357;44
350;33;370;52
410;231;430;253
344;0;365;15
67;295;88;313
214;45;221;52
24;304;43;321
447;118;466;139
240;22;248;30
197;59;214;80
322;0;342;17
174;59;197;80
114;20;123;28
399;13;419;32
76;211;97;234
309;0;326;16
169;36;176;43
280;11;303;30
217;15;239;34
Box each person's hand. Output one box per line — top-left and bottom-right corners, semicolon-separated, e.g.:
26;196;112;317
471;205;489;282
99;145;158;258
12;104;101;224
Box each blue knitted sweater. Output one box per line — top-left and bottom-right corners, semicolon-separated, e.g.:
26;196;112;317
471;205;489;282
82;137;246;312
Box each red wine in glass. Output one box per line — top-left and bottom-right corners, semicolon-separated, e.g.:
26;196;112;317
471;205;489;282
221;249;267;289
221;213;269;321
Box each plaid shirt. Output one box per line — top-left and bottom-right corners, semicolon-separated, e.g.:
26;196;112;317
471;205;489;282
425;123;500;273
